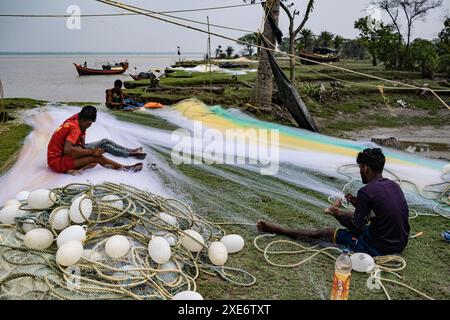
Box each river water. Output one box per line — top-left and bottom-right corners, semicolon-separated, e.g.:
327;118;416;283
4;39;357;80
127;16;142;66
0;53;202;102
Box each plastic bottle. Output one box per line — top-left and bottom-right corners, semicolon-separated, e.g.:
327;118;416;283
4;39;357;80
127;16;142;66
330;253;352;300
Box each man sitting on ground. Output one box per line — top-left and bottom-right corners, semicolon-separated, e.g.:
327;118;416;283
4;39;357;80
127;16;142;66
105;79;127;110
257;148;410;256
47;106;145;175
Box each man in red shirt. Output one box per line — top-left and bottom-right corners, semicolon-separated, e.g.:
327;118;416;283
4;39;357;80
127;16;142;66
47;106;143;174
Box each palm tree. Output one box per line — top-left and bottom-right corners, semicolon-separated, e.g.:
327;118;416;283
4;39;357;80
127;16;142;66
225;46;235;57
317;31;334;47
298;28;314;51
333;35;345;50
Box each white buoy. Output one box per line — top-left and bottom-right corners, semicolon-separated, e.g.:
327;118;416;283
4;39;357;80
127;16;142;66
180;230;204;252
69;195;93;223
158;261;179;284
0;205;26;225
15;191;30;202
56;225;86;247
208;242;228;266
5;199;20;207
28;189;55;209
220;234;245;254
148;236;171;264
105;235;130;259
158;212;178;227
56;241;84;266
49;207;70;231
101;195;124;211
350;252;375;273
172;291;204;300
24;228;54;250
22;219;38;233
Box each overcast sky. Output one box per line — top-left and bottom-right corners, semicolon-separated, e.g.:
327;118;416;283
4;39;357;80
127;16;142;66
1;0;448;53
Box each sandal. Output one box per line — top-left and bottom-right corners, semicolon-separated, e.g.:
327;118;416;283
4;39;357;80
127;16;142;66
442;230;450;243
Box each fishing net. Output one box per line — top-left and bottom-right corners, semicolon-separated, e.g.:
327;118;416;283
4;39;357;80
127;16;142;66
0;182;255;300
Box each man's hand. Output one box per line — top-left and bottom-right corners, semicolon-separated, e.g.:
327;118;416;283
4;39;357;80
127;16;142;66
91;148;104;157
345;193;358;207
324;198;342;216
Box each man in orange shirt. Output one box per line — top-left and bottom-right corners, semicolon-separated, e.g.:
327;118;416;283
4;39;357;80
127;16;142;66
47;106;143;174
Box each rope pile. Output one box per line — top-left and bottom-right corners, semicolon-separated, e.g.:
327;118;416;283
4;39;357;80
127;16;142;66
0;182;255;300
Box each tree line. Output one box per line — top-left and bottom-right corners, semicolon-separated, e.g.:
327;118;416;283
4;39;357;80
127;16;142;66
229;0;449;80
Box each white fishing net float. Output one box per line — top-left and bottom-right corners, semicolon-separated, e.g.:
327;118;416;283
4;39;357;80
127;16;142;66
56;241;84;267
172;291;204;300
220;234;245;253
56;225;87;247
22;219;38;233
148;236;171;264
159;211;178;227
208;241;228;266
180;229;204;252
69;195;93;223
350;252;375;273
15;191;30;202
28;189;55;209
49;207;70;231
0;204;26;225
105;235;130;259
5;199;20;207
24;228;54;250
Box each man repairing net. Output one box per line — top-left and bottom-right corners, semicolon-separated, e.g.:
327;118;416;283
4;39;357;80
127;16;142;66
257;148;410;256
47;106;145;175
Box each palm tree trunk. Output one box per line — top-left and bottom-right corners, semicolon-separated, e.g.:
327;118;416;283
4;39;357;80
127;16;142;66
250;0;280;111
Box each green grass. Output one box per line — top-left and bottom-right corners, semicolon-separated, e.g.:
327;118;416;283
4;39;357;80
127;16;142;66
125;70;256;89
2;98;47;109
0;124;32;172
59;101;101;106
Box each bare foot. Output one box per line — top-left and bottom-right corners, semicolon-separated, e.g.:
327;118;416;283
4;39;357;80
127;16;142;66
123;163;143;172
131;147;143;153
256;220;284;234
66;169;81;176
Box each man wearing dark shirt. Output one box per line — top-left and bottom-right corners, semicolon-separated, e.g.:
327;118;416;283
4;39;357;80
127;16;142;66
256;148;410;256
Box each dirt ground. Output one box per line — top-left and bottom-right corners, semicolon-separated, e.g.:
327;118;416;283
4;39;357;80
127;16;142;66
343;125;450;161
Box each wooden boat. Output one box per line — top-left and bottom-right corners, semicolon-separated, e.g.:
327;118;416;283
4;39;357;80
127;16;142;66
73;61;129;76
299;49;340;65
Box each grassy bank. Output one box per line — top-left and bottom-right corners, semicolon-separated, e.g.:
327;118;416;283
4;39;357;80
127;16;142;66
124;59;450;136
